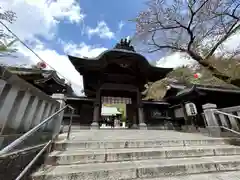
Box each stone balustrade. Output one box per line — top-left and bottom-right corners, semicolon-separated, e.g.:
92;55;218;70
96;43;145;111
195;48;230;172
202;103;240;137
217;106;240;131
0;66;61;137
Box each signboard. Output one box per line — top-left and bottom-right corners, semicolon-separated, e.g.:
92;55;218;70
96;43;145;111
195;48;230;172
101;96;132;104
185;103;198;116
151;109;167;119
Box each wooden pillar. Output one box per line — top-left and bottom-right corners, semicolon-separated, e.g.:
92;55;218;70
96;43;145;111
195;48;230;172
137;89;147;129
138;104;147;129
131;93;138;129
132;114;138;129
91;102;100;129
91;89;100;129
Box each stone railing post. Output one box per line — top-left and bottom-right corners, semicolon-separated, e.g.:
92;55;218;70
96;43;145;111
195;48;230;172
202;103;221;137
217;106;240;131
0;84;19;134
31;100;47;128
22;96;40;131
51;93;66;137
3;91;31;134
44;104;58;131
39;103;52;131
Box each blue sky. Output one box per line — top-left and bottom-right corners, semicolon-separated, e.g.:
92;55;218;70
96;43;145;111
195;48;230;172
47;0;148;56
0;0;198;95
1;0;239;95
0;0;153;95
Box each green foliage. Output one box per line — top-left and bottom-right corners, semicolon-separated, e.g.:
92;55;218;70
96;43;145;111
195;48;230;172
103;103;127;119
0;39;17;54
144;58;240;100
167;66;194;84
0;7;17;56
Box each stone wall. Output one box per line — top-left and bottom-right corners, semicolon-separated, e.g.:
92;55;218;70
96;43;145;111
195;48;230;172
0;66;60;148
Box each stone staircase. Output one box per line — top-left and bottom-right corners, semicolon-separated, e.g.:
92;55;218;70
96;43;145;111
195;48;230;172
32;130;240;180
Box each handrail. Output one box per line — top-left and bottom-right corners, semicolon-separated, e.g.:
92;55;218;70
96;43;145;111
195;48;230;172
208;125;240;136
0;104;74;179
214;110;240;120
15;140;52;180
0;104;74;155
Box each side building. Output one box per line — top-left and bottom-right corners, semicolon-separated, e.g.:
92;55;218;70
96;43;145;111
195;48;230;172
7;66;74;96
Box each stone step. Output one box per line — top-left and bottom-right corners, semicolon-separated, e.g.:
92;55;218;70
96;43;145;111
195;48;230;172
135;171;240;180
54;138;229;150
47;145;240;165
32;155;240;180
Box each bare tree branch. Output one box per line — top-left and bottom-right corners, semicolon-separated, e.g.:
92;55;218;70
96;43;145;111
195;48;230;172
134;0;240;87
205;22;240;59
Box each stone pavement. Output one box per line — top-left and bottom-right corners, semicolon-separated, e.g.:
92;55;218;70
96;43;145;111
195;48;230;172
32;130;240;180
58;129;222;141
138;171;240;179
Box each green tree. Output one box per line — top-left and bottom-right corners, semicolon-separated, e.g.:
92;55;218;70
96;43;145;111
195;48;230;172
0;7;17;57
134;0;240;87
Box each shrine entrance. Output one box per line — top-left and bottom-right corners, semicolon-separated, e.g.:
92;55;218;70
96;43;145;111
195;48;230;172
67;38;173;129
99;83;143;128
95;84;143;129
100;96;132;128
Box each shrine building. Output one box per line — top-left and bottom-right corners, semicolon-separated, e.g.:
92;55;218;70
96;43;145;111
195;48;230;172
67;39;173;129
8;66;73;96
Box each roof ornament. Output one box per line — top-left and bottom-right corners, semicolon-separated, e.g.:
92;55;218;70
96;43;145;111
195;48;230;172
114;38;135;52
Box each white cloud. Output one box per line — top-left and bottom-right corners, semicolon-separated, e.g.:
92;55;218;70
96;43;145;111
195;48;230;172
220;32;240;54
0;0;108;96
118;21;125;31
0;0;85;40
64;42;107;57
156;52;196;69
156;32;240;69
86;21;115;39
8;39;109;95
11;41;84;95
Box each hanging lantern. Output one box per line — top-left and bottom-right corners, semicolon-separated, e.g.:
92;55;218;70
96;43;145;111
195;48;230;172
194;73;202;79
36;62;47;69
